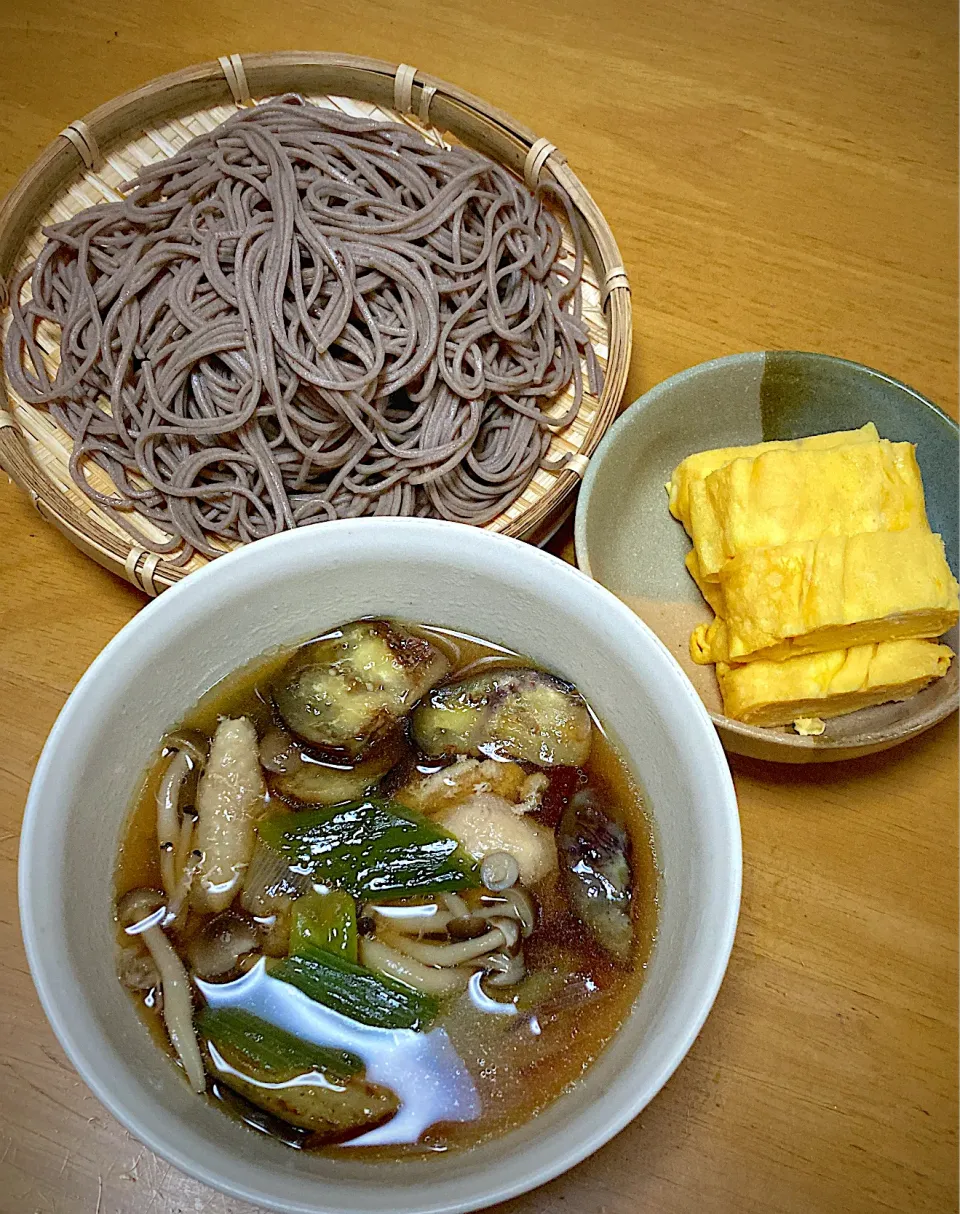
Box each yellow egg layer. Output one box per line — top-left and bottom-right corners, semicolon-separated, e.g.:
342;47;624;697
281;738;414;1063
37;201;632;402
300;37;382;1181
667;422;879;531
716;639;954;727
690;528;959;664
690;439;928;581
685;549;726;615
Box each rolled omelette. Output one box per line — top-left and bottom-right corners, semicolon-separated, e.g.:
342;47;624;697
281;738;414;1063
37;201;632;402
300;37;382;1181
667;422;879;532
690;438;929;581
716;639;954;726
690;528;959;665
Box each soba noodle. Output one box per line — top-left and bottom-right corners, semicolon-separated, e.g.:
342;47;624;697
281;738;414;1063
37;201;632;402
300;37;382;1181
4;95;599;561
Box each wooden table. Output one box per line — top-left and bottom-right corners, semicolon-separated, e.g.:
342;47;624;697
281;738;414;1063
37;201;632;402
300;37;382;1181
0;2;956;1211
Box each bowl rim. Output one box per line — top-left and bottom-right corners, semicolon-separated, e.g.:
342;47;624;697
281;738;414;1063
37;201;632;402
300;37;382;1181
573;349;960;754
18;517;742;1214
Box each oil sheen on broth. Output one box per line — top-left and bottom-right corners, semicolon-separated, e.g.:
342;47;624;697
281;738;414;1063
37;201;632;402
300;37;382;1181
114;621;658;1156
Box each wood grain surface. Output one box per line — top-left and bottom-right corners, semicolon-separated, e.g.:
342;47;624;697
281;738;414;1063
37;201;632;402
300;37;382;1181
0;2;956;1212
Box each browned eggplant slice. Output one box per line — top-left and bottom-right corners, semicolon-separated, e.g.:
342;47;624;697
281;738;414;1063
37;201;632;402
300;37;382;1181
273;620;449;757
260;724;407;806
204;1041;400;1140
411;669;592;767
558;790;633;963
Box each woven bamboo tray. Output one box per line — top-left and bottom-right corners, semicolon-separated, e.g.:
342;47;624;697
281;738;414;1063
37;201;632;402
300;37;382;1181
0;52;631;595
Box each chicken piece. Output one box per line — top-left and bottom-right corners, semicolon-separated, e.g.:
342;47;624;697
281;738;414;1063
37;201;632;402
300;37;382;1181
395;758;547;816
437;793;557;886
193;717;265;913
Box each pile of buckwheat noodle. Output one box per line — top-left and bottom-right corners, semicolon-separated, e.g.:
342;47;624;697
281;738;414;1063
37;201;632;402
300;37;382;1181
5;95;600;561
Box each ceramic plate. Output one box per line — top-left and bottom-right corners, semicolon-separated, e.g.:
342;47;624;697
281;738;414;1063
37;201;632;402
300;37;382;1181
574;351;959;763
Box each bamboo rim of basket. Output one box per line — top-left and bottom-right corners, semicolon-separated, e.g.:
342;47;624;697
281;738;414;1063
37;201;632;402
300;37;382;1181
0;52;631;595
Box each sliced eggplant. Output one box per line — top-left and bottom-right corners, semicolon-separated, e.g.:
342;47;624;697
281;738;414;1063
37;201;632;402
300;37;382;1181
411;669;592;767
558;790;634;963
200;1011;398;1139
206;1064;398;1140
261;724;406;806
272;620;449;757
393;757;543;816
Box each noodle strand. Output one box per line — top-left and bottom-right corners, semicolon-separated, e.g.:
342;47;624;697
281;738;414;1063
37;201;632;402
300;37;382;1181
5;96;599;560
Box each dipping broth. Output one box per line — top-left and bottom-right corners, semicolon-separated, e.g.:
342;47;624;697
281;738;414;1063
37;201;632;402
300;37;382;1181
114;620;658;1156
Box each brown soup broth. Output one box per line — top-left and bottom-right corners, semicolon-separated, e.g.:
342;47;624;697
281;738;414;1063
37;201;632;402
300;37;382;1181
114;623;659;1157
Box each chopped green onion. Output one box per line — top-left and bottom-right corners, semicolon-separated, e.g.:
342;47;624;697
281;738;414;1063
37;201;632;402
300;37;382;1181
267;945;440;1030
290;888;358;962
257;798;480;899
196;1006;362;1078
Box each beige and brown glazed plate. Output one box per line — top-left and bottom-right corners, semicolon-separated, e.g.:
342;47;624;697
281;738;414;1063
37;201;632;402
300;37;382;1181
574;351;959;763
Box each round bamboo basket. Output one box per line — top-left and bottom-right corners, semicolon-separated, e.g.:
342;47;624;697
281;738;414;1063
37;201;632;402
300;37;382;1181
0;52;631;595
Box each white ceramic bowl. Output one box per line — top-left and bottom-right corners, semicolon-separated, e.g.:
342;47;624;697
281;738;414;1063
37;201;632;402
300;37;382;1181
19;519;741;1214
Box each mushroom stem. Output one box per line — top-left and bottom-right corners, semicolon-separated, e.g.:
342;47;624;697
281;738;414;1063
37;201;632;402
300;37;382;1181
162;731;208;768
483;951;526;987
165;848;202;933
440;892;470;919
366;887;536;939
156;749;191;899
142;923;207;1092
118;889;205;1094
359;937;470;996
173;811;197;889
489;916;521;950
381;926;507;967
488;887;536;937
364;903;453;937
